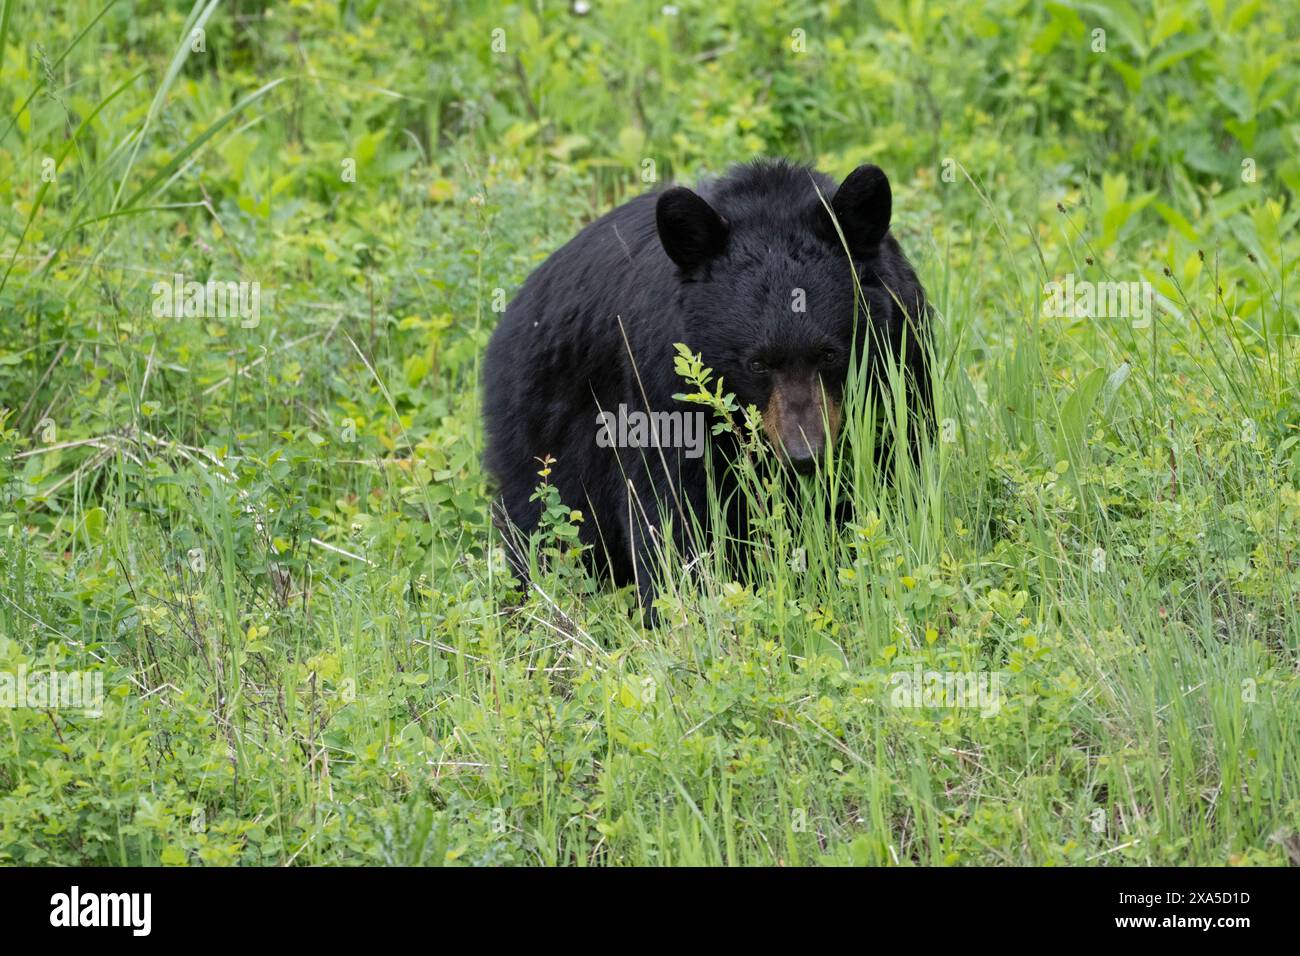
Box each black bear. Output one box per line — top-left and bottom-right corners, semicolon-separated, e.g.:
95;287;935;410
483;159;930;619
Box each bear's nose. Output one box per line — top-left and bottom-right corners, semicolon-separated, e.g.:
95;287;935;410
780;420;824;471
762;376;834;473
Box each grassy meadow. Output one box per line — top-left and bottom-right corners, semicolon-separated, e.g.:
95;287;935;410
1;0;1298;865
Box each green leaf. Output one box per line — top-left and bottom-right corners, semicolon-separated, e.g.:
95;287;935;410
81;506;108;544
1055;366;1107;466
1102;362;1132;415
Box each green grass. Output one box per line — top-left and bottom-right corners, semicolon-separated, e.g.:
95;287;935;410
0;0;1297;865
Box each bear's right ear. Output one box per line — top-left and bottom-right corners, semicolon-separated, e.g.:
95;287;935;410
656;187;729;271
826;164;892;257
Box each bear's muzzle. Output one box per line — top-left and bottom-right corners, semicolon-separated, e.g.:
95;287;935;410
762;375;842;473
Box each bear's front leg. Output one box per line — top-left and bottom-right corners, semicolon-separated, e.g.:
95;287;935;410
630;517;662;629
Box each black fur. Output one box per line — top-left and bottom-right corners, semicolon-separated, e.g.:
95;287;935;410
482;159;930;617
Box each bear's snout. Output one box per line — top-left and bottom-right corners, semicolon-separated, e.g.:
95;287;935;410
762;375;842;472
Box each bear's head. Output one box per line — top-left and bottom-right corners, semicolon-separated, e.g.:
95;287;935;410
656;162;923;474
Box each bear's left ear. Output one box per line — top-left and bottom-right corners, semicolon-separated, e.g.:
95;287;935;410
824;164;892;257
656;187;729;271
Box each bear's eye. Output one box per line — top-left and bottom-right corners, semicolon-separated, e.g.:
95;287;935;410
821;348;838;364
748;358;769;375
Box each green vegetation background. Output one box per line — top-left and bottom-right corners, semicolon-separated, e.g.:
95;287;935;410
0;0;1297;864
